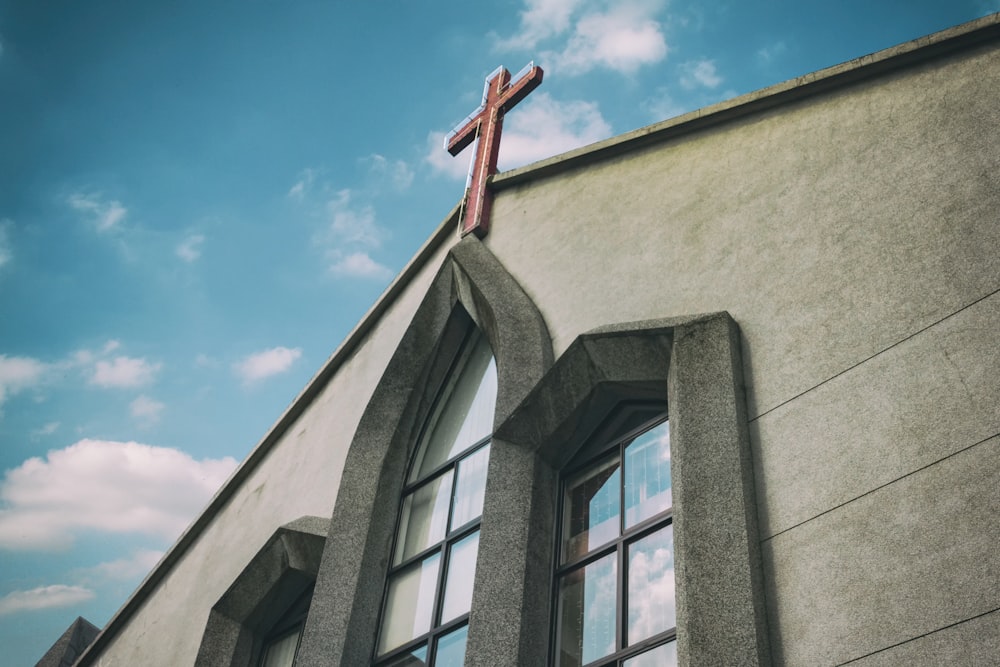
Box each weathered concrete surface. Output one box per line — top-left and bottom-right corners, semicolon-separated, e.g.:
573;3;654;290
846;609;1000;667
762;435;1000;666
83;239;454;667
752;290;1000;538
487;37;1000;420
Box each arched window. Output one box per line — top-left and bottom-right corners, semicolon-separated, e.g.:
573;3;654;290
374;329;497;666
553;406;675;667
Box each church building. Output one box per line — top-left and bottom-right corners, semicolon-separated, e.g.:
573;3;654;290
41;12;1000;667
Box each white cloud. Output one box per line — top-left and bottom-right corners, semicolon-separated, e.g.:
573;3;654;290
495;0;584;51
325;189;386;247
233;346;302;385
102;340;121;355
329;251;394;280
68;192;127;232
499;93;613;168
91;356;161;388
427;93;612;178
0;439;237;550
497;0;668;75
0;219;12;269
365;154;414;191
77;549;164;582
0;355;48;408
679;58;722;90
0;585;95;615
426;132;477;181
130;395;165;424
176;234;205;263
549;4;668;75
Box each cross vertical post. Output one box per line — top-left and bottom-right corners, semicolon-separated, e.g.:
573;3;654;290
446;64;544;238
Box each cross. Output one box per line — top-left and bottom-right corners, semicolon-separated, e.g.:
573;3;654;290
445;63;544;238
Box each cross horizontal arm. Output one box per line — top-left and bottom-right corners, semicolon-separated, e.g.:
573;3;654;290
447;115;482;156
498;65;543;114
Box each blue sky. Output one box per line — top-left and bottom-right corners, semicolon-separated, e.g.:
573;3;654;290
1;0;996;663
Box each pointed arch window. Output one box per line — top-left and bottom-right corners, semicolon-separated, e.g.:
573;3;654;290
554;406;676;667
375;329;497;666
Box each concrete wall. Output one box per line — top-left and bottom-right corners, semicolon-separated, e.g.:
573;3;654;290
484;32;1000;666
85;239;455;667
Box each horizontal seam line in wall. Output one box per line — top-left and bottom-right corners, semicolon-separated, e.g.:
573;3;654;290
749;285;1000;423
762;430;1000;542
834;604;1000;665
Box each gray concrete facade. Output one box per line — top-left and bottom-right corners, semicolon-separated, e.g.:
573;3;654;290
62;13;1000;667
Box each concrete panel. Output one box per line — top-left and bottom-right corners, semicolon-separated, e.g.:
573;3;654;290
752;290;1000;537
762;435;1000;666
846;609;1000;667
487;40;1000;418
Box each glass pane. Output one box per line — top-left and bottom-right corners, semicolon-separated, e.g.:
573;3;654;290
433;625;468;667
440;530;480;623
627;525;675;645
562;456;620;563
410;335;496;482
623;641;677;667
261;627;300;667
624;420;671;528
556;552;617;667
450;444;490;530
380;645;428;666
379;554;441;655
395;471;454;565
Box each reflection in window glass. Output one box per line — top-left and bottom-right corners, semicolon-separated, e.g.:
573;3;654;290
441;531;480;624
627;525;675;645
450;445;490;530
410;337;496;482
624;421;671;528
557;553;617;667
395;472;454;565
380;645;428;666
260;628;300;667
621;641;677;667
562;456;620;563
434;625;469;667
379;555;441;655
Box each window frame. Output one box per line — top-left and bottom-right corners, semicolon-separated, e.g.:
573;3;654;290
551;407;676;667
373;327;496;666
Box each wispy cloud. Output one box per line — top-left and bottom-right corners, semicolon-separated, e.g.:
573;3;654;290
0;355;49;409
288;168;317;201
290;170;395;280
176;234;205;263
0;585;95;615
756;40;788;65
679;59;722;90
0;219;12;269
325;189;386;247
68;192;128;232
329;251;394;280
90;356;162;388
641;89;689;122
130;395;165;425
233;346;302;385
0;439;237;550
76;549;164;583
496;0;668;75
32;422;61;438
364;154;414;191
427;92;612;178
